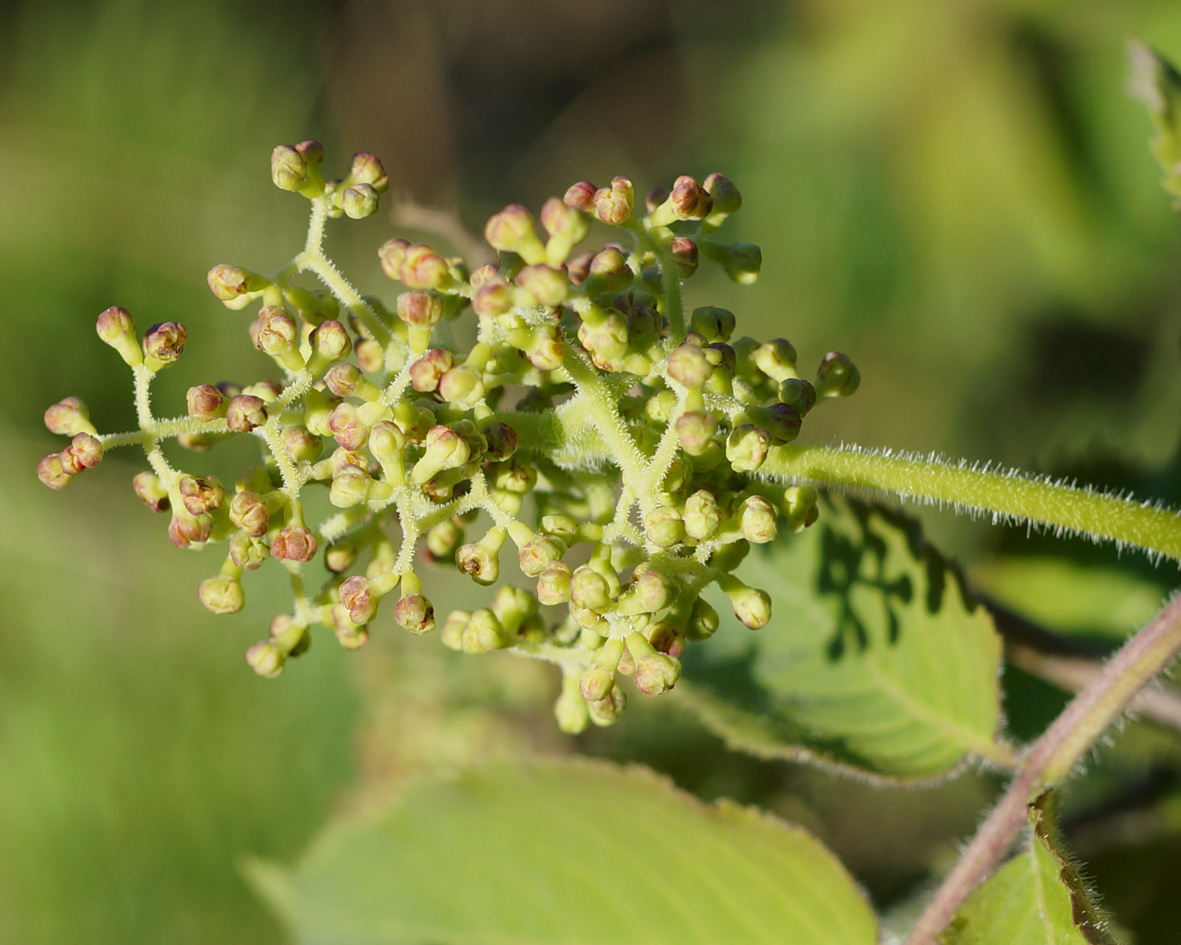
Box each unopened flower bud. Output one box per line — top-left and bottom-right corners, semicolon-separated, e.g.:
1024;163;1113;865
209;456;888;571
395;582;437;636
537;562;573;605
519;536;565;577
271;524;318;563
253;307;304;370
132;471;170;512
60;432;103;475
143;322;187;369
229;491;270;537
737;495;779;544
409;349;454;392
690;306;736;343
426;518;464;561
594;176;634;225
37;453;71;489
644;506;685;548
702;172;741;225
178;475;224;516
199;575;245;615
324;542;358;573
555;671;591;734
587;687;627;726
756;402;802;445
726;424;770;472
667;343;713;389
669;175;713;220
339;182;379;219
308;319;351;369
580;637;626;701
437;365;484;407
168;507;213;548
226;394;268;433
815;351;860;398
95;306;143;366
627;632;682;696
339;575;380;625
783;485;819;533
206;265;269;307
481;421;519;462
229;533;268;570
540;196;590;264
777;378;816;416
701;240;762;284
631;569;677;613
280;425;321;464
186;385;226;422
675;411;719;455
668;237;699;277
753;339;798;381
683;489;722;541
570;565;613;611
399;244;453;290
484;204;547;265
726;581;772;630
378;237;411;280
515;264;569;306
563;181;597;212
461;609;511;653
44;397;96;436
348;151;388;191
246;639;285;678
330;462;374;507
456;526;505;586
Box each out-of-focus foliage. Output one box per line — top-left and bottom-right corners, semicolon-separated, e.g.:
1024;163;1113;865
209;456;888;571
6;0;1181;943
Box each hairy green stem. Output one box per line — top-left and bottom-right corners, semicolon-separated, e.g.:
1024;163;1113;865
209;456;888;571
762;443;1181;562
905;591;1181;945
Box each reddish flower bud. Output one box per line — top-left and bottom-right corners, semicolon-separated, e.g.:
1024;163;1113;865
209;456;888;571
270;524;318;563
178;474;225;515
132;471;170;512
563;181;597;212
669;175;713;220
594;176;634;225
226;394;268;433
186;384;226;422
60;432;103;474
143;322;187;367
37;453;71;490
44;397;95;436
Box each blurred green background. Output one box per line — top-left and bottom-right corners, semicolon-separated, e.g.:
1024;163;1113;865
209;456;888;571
6;0;1181;941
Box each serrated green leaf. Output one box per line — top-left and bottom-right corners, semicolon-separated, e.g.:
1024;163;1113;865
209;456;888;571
246;756;878;945
681;496;1005;780
940;793;1118;945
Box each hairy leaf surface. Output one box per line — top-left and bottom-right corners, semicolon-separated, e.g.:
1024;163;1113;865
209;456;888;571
681;496;1005;780
941;793;1118;944
247;757;877;945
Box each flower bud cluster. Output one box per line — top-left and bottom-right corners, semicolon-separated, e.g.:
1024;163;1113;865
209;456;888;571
38;142;858;731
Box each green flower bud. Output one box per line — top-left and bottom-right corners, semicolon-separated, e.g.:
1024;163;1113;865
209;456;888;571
324;541;358;573
307;320;352;373
702;172;741;228
594;176;634;225
537;561;573;605
777;377;816;416
437;364;485;407
555;670;591;734
339;182;379;219
132;471;170;512
178;475;225;516
490;585;537;636
426;518;464;561
94;306;143;366
580;636;626;701
629;568;677;613
281;425;322;464
226;394;268;433
413;424;472;484
397;290;444;353
253;306;304;371
186;385;226;422
246;639;285;678
199;575;245;615
229;533;268;571
815;351;860;399
328;403;368;451
484;204;547;265
44;397;96;436
229;491;270;537
700;239;762;284
583;247;632;296
726;424;770;472
753;403;801;446
683;489;722;541
481;421;519;462
323;362;381;401
395;573;435;635
563;181;597;212
644;506;685;549
647;622;686;658
330;462;375;507
270;524;318;563
515;264;569;307
143;321;187;369
666;343;712;389
456;525;505;586
168;507;213;548
271;144;308;192
367;421;407;486
540;196;590;265
675;411;719;455
347;151;388;192
570;565;613;611
627;632;682;696
727;581;772;630
399;244;454;290
690;306;736;343
684;597;719;641
736;495;779;544
518;535;565;577
378;237;411;281
206;265;269;309
783;485;819;533
460;608;511;653
586;686;627;727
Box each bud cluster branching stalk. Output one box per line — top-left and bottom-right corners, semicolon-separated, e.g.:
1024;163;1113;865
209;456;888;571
38;139;1181;733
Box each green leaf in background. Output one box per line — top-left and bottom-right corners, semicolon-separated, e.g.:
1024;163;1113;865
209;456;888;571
681;496;1006;780
941;793;1119;945
247;756;878;945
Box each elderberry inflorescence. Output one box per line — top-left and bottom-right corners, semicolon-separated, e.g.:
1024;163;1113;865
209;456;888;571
39;142;858;732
